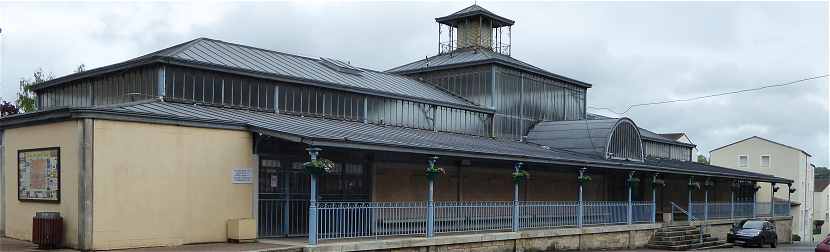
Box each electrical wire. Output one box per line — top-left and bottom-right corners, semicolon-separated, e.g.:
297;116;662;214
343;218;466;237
588;74;829;115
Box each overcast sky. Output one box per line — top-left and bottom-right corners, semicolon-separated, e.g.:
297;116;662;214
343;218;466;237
0;1;827;166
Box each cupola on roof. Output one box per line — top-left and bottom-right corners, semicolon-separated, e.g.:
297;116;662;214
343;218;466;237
435;4;515;28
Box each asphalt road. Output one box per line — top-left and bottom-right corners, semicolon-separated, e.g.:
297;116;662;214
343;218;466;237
624;242;818;252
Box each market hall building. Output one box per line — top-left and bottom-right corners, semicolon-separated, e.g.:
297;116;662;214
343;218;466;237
0;5;795;251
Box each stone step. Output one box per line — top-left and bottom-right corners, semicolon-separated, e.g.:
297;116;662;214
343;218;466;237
654;233;711;242
657;225;700;232
646;240;726;251
650;237;718;246
655;229;702;237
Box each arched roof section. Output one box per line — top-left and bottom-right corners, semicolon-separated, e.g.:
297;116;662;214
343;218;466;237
526;118;644;162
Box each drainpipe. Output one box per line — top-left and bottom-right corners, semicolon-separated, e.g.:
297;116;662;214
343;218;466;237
651;173;658;224
306;147;322;245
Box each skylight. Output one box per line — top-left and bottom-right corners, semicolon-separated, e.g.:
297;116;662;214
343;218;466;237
319;57;363;75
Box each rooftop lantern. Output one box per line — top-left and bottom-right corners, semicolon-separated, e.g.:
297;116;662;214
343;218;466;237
436;4;514;55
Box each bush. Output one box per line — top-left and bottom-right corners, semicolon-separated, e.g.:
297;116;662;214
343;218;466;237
792;234;801;241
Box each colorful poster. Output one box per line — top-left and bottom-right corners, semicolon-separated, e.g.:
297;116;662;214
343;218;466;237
18;148;60;202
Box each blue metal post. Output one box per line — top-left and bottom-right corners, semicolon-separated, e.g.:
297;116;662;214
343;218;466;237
306;147;321;245
578;168;586;228
651;173;658;223
752;183;757;218
512;162;523;232
426;156;438;238
627;171;634;225
787;184;792;217
704;187;709;221
730;185;735;219
771;182;776;217
688;177;693;219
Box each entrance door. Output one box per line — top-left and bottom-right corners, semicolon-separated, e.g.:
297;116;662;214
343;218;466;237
258;159;309;238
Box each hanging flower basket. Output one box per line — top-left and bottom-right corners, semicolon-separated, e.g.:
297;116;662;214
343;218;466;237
425;166;446;180
773;186;780;192
789;188;797;193
752;184;761;192
704;180;715;189
303;159;335;175
627;177;641;188
652;178;666;187
578;174;592;184
688;181;701;191
731;182;742;190
512;170;531;184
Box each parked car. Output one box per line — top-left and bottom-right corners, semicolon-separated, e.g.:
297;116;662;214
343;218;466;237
816;235;830;252
726;219;778;248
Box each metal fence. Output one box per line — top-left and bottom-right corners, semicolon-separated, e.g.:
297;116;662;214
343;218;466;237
315;201;654;240
686;202;791;221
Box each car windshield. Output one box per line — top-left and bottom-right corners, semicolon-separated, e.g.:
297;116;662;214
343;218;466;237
742;221;764;229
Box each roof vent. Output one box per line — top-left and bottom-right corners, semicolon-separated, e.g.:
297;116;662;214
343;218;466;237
319;57;362;75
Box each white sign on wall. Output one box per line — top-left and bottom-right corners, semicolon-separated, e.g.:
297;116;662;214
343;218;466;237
232;168;252;184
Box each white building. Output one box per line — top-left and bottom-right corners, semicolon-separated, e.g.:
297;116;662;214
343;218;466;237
710;136;814;241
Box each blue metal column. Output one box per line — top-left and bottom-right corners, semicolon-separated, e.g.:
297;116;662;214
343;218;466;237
627;171;634;225
426;156;438;238
752;182;757;218
704;186;709;221
578;168;586;228
688;177;693;219
771;182;776;217
512;162;523;232
787;183;793;217
306;147;321;245
651;173;658;224
730;182;735;219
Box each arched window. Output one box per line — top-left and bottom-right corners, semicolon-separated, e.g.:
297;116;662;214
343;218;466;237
606;119;644;161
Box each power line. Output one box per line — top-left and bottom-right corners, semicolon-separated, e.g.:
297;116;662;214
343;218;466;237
588;74;829;115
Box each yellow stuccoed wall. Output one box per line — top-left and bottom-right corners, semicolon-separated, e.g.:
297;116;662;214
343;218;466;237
3;120;82;248
91;120;254;250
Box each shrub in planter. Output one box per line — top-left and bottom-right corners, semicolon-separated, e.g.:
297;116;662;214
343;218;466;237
303;159;334;175
577;174;592;184
425;165;445;180
512;170;530;184
792;234;801;242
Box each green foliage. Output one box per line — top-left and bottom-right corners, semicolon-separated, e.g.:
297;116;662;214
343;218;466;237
303;159;334;175
792;234;801;241
17;68;53;113
577;174;592;184
696;155;709;164
512;170;530;184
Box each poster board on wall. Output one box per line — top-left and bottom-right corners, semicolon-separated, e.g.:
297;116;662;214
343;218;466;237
18;147;60;202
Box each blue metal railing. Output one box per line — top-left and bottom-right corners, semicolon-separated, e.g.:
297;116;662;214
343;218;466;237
315;200;654;240
687;201;791;221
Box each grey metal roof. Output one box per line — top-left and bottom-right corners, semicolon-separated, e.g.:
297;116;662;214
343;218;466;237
32;38;486;112
0;100;792;183
387;48;592;88
639;127;696;148
435;4;515;28
526;119;622;158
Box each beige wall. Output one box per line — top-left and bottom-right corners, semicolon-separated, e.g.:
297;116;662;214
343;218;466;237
90;120;254;250
3;120;83;247
710;137;812;239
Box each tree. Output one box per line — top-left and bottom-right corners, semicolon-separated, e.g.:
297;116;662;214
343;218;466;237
696;154;709;164
17;68;53;113
0;100;19;117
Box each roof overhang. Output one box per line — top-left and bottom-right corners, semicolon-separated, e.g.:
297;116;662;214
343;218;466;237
0;104;791;184
390;58;593;89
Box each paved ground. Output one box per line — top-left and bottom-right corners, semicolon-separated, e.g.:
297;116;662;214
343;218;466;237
624;242;818;251
0;237;297;252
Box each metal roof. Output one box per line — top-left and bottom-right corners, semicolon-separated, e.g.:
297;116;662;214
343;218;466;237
0;100;791;183
32;38;487;112
387;48;592;88
639;127;697;148
526;119;622;158
435;4;515;28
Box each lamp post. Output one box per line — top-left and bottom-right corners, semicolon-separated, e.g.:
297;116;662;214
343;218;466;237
578;168;587;228
512;162;523;232
426;156;439;238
